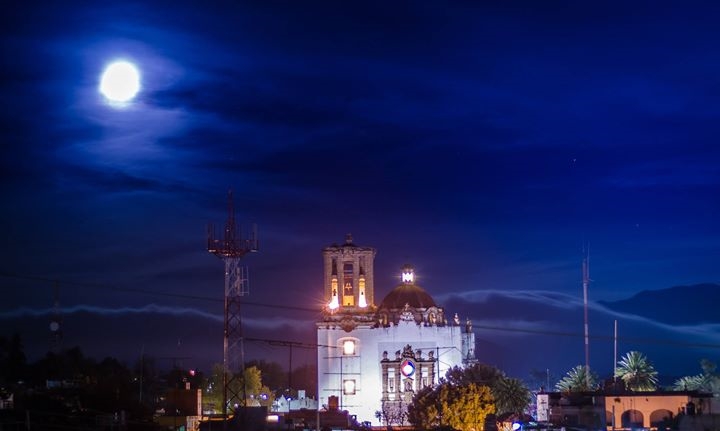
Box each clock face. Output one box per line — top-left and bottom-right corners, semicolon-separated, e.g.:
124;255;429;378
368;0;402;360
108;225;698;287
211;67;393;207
50;321;60;332
400;359;415;377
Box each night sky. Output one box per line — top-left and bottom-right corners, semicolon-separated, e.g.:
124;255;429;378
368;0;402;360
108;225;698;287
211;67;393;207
2;1;719;383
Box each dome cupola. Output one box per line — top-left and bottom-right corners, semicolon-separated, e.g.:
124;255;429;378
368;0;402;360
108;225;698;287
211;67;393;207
378;265;437;310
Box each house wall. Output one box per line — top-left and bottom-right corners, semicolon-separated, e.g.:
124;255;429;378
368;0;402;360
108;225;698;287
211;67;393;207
605;394;696;429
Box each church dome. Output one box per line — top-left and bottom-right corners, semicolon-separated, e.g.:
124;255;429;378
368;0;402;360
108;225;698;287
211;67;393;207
378;265;437;310
379;283;437;310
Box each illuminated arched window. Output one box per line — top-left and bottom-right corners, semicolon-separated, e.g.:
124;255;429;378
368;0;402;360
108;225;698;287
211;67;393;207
340;338;358;356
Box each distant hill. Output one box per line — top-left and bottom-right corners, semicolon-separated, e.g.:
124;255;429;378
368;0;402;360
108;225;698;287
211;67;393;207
599;283;720;325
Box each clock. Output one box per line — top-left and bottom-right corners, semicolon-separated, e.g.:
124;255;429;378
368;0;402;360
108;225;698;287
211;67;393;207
400;358;415;377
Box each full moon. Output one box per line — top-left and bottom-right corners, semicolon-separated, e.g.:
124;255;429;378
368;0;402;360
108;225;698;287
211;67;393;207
99;61;141;103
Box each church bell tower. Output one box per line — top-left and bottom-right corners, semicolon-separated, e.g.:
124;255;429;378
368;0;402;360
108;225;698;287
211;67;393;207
323;234;376;312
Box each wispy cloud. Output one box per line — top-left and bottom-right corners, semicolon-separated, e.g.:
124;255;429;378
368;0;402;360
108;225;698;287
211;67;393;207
442;289;720;344
440;289;584;309
0;304;222;322
0;304;312;331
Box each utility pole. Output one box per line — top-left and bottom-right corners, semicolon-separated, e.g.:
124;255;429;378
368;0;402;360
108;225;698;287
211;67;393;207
582;244;591;388
208;190;258;428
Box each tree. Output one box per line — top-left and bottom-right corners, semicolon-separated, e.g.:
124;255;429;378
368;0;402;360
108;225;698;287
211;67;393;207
673;375;705;391
493;377;531;416
445;363;529;415
379;398;409;426
203;363;226;412
245;359;287;393
409;382;495;431
409;363;528;430
555;366;598;392
134;354;159;407
446;383;495;431
407;385;437;429
0;333;27;386
291;363;317;397
614;351;658;391
445;363;504;388
203;364;275;413
239;365;274;407
673;359;719;394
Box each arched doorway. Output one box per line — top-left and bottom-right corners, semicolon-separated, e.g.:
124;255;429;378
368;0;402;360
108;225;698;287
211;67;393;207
621;409;643;429
650;409;673;428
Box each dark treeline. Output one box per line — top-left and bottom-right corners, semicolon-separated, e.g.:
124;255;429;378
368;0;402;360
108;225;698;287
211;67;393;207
0;333;316;430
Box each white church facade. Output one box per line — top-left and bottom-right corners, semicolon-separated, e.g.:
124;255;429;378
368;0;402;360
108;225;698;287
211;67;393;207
316;235;476;425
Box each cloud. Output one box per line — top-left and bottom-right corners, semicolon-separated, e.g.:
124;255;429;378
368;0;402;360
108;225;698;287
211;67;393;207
441;288;720;347
442;289;584;310
0;304;222;322
0;303;312;332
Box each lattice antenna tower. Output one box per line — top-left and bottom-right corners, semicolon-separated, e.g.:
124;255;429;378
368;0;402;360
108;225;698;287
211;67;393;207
207;190;258;421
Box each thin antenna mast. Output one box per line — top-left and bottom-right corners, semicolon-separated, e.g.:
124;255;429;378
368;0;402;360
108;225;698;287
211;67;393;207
582;244;590;388
613;319;618;384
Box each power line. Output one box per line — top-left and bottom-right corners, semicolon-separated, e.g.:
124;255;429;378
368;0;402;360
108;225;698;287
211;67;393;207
0;271;318;313
471;324;720;349
2;271;719;350
0;270;219;302
245;337;336;350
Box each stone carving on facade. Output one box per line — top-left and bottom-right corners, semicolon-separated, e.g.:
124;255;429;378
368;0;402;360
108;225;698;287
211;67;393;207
340;317;357;332
401;344;415;359
400;303;414;322
404;378;413;392
378;312;388;327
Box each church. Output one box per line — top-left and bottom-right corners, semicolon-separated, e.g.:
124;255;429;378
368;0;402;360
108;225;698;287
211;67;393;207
316;235;476;425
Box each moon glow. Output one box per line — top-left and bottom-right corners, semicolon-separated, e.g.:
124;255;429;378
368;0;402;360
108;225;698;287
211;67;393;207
99;61;141;103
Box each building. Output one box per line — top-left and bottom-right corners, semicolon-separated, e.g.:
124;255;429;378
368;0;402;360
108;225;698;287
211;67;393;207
536;390;716;430
316;235;476;425
272;390;318;413
156;384;202;431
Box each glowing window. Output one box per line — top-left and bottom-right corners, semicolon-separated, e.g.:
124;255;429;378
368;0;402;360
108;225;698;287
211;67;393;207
343;263;354;295
343;340;356;355
343;379;356;395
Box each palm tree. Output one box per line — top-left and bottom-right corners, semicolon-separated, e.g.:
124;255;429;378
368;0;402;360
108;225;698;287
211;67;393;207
493;377;531;415
673;359;719;394
673;375;705;391
555;365;597;392
614;351;658;391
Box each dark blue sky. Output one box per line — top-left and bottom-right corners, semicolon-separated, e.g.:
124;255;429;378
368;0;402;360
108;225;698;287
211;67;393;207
1;1;719;381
